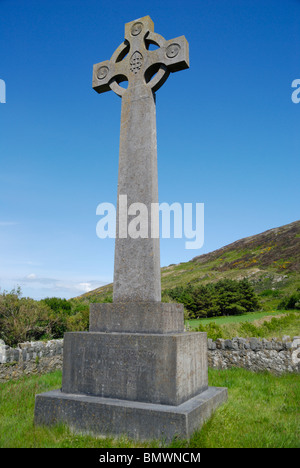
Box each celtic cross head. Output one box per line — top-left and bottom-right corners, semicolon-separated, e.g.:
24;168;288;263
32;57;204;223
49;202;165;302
92;16;189;97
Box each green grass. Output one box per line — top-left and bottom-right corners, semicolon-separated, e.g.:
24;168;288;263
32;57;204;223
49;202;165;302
0;369;299;448
186;310;300;341
186;310;284;329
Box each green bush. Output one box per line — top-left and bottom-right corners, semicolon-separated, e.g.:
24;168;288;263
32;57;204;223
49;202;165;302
0;289;92;345
165;279;260;319
195;321;224;340
239;321;263;338
88;294;112;303
41;297;72;314
0;288;54;346
259;289;282;298
66;302;89;331
277;292;300;310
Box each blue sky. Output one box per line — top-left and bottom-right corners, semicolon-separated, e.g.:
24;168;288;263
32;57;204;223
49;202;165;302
0;0;299;299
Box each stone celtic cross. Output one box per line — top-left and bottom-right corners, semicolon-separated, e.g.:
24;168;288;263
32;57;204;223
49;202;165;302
35;18;227;441
93;16;189;303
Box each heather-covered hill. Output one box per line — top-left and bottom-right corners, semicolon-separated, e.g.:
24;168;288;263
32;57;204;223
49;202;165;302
78;220;300;309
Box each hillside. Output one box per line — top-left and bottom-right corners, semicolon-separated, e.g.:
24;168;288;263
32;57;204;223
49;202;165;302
78;220;300;309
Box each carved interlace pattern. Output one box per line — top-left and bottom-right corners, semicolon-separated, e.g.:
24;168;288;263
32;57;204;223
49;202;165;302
130;51;143;74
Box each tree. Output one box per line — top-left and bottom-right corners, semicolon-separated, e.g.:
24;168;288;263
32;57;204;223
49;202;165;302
164;279;260;319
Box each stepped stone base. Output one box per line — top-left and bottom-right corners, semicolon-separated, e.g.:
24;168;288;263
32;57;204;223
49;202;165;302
34;386;227;441
34;302;228;441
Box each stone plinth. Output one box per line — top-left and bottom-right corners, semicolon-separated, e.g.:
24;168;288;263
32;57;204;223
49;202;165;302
89;302;184;334
34;386;227;442
61;331;208;406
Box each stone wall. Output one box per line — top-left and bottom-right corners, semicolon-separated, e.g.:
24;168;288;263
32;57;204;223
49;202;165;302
0;339;63;382
207;336;300;375
0;336;299;382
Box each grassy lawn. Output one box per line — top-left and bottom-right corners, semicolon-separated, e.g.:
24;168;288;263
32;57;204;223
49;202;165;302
0;368;299;448
186;310;300;341
186;310;289;328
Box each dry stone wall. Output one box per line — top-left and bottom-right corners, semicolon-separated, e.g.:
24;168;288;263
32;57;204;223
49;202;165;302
0;336;299;382
0;339;63;382
207;336;300;375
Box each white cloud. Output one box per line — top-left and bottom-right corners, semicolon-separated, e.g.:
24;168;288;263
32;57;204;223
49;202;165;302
14;275;105;298
26;273;37;279
0;269;110;299
75;282;94;293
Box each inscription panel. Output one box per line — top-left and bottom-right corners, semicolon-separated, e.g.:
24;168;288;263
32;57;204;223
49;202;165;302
62;332;207;406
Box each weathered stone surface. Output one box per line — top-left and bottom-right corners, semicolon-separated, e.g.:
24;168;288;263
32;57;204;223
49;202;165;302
92;16;188;303
89;302;184;334
207;336;300;375
0;356;63;382
250;338;261;351
216;338;225;350
0;339;63;365
33;16;227;441
207;338;216;350
113;84;161;302
61;331;208;406
34;386;227;442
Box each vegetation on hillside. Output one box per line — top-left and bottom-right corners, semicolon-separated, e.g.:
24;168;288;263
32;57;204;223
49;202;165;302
77;220;300;312
277;291;300;310
163;279;260;319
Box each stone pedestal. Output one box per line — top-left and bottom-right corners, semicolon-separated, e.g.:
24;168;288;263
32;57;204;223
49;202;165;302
34;303;227;441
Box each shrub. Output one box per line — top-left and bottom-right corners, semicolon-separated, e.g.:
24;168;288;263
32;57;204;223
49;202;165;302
0;288;54;346
67;309;89;331
41;297;72;314
277;292;300;310
259;289;282;298
66;302;90;331
239;322;262;338
165;279;260;319
195;321;224;340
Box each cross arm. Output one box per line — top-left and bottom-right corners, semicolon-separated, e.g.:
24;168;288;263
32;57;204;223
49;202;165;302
92;59;112;94
143;33;189;92
146;33;189;73
92;41;129;94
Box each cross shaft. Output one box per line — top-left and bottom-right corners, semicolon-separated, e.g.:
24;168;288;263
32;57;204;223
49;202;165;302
93;16;189;302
